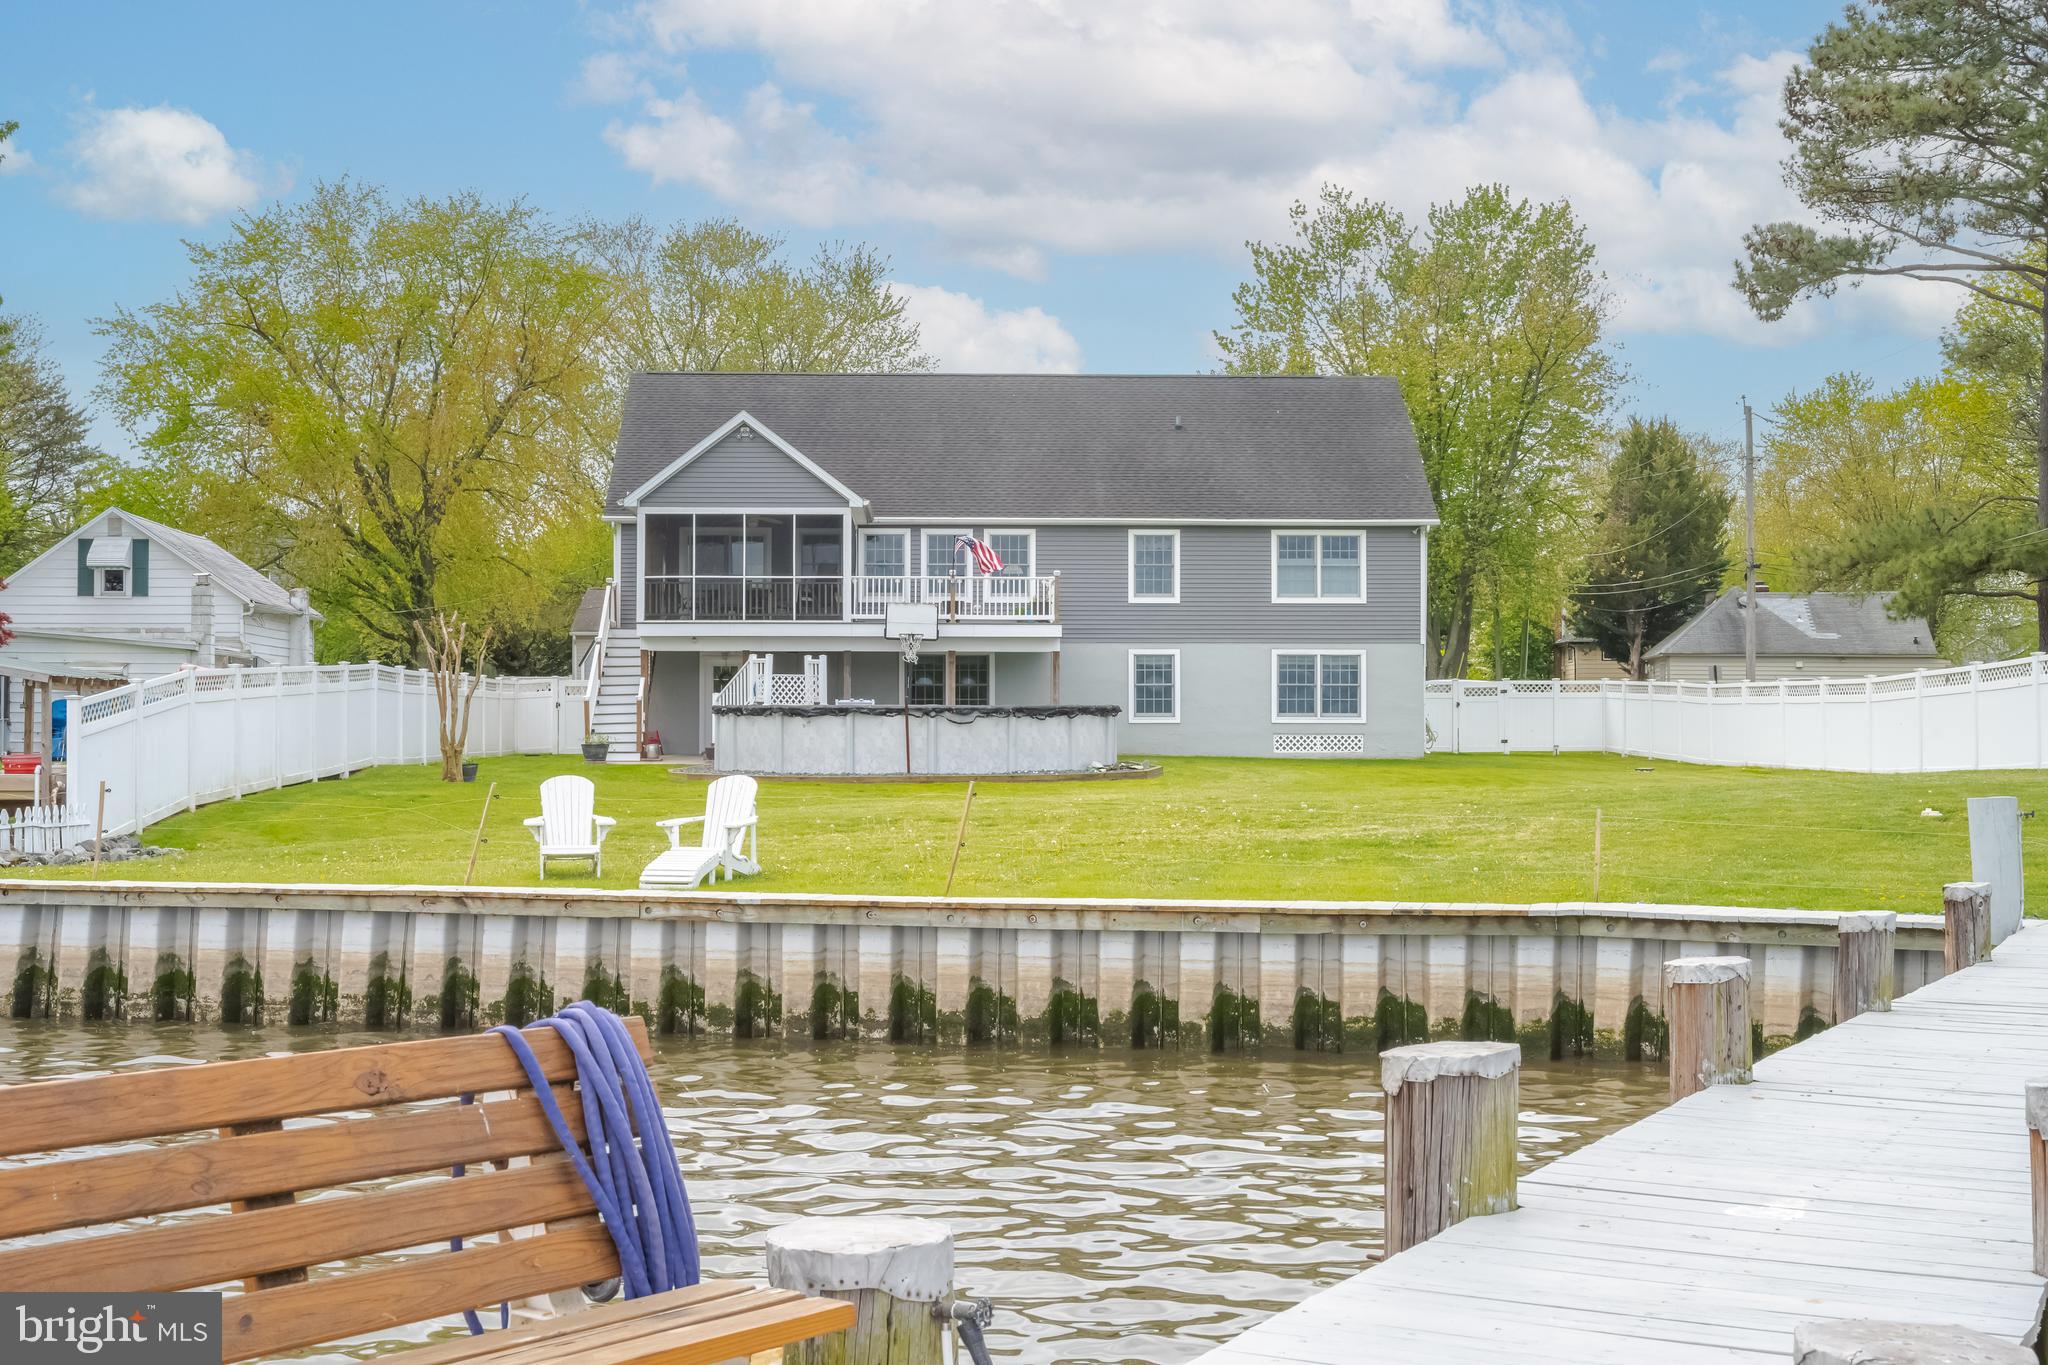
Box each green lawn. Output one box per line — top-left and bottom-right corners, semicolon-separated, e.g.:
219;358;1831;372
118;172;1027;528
16;753;2045;910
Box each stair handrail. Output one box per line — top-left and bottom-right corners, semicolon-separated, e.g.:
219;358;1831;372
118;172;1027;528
581;580;614;730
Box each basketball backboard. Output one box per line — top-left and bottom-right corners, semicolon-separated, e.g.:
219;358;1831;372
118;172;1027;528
882;601;940;639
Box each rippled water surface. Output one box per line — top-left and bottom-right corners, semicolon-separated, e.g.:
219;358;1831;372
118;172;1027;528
0;1022;1668;1363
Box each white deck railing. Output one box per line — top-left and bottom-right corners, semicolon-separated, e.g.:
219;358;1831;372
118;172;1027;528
713;653;827;707
848;573;1057;621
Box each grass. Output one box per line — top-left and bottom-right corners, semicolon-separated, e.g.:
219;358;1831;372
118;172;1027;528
17;753;2046;910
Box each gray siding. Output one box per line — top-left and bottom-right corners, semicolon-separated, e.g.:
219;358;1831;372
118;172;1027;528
638;430;850;509
646;649;701;755
1041;524;1422;644
619;527;639;627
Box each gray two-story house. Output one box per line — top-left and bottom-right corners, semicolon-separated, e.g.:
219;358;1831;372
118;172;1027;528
594;373;1437;760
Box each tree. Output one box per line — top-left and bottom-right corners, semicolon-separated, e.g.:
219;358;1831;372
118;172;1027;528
1735;0;2048;642
1219;183;1620;676
415;613;490;782
586;217;931;376
97;182;618;664
0;316;98;573
1569;419;1733;678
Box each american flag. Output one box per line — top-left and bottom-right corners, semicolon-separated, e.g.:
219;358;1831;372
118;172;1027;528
955;534;1004;574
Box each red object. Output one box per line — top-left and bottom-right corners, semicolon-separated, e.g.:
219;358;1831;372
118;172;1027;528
954;534;1004;575
2;754;45;774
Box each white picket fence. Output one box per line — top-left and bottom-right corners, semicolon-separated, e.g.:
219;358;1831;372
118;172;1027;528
0;804;92;854
1425;653;2048;773
67;663;590;844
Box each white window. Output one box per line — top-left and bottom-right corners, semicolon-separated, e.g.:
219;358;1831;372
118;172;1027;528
1272;531;1364;602
982;529;1034;580
922;529;970;579
97;567;129;597
1128;649;1180;724
860;529;908;579
1272;650;1365;722
1128;530;1180;603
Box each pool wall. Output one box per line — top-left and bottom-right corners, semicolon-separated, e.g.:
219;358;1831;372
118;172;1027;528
0;882;1944;1059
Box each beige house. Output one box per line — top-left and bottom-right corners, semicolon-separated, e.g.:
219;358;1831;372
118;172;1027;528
1644;588;1941;683
1552;627;1629;681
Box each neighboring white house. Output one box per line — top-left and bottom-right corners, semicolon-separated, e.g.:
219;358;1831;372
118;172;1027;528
0;507;319;754
1644;587;1942;682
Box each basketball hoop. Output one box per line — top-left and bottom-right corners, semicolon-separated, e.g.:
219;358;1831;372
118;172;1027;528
899;633;924;666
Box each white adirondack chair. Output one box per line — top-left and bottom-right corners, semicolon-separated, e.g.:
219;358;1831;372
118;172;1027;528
523;774;617;877
640;774;760;890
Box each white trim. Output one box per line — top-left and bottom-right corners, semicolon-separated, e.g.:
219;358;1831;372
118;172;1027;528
858;527;910;577
867;515;1439;528
979;528;1037;599
1128;648;1182;724
1418;526;1429;649
1270;648;1368;723
1126;528;1181;604
1270;529;1368;604
95;566;131;598
617;411;865;509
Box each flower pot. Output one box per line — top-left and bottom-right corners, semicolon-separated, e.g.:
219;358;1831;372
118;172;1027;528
461;762;478;782
581;742;609;763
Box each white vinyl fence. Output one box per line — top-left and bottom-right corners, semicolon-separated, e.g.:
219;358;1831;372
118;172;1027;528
67;663;590;844
1426;654;2048;773
0;805;92;854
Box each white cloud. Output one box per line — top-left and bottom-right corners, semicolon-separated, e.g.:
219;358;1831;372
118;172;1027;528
60;105;266;223
590;1;1933;343
0;141;34;176
895;283;1082;373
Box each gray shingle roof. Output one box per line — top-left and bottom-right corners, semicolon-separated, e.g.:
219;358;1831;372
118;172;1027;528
112;509;308;615
607;373;1438;521
571;585;608;635
1646;589;1938;659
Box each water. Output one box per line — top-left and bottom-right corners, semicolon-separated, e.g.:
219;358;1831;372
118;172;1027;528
0;1022;1669;1363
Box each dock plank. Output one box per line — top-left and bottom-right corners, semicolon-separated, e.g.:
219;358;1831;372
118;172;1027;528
1200;921;2048;1362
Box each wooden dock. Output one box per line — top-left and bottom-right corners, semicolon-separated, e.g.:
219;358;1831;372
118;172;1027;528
1202;921;2048;1363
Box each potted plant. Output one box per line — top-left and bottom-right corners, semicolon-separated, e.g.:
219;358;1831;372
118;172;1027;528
581;733;609;764
460;760;479;782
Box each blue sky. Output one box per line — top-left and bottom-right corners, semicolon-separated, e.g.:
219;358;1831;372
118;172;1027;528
1;1;1957;458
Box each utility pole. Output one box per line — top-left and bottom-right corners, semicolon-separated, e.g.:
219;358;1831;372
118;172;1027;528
1742;396;1758;683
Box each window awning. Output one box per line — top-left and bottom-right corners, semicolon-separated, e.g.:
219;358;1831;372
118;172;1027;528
86;536;134;569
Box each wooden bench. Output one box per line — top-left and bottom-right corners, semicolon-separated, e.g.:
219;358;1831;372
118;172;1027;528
0;1019;854;1364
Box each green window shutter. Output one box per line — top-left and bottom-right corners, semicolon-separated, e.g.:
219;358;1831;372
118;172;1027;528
132;539;150;597
77;539;93;595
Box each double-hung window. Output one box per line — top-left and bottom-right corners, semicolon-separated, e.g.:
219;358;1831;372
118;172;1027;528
1128;530;1180;603
1272;651;1364;722
905;653;992;706
1128;649;1180;724
861;530;908;580
981;529;1035;599
1272;532;1364;601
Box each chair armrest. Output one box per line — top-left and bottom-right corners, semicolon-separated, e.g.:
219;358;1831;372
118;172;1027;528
522;816;546;844
656;814;703;849
522;816;545;827
593;815;617;845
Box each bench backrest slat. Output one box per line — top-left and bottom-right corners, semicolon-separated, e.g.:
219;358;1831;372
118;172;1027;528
0;1084;587;1240
223;1217;620;1363
0;1019;656;1363
0;1159;594;1294
0;1023;621;1156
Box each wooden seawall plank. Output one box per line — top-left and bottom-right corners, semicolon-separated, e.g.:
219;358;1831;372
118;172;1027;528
1201;921;2048;1362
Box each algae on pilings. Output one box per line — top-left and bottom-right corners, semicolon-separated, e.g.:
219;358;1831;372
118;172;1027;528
440;957;480;1031
1047;979;1098;1046
966;977;1020;1046
1209;983;1258;1052
658;966;704;1035
81;948;127;1022
1374;988;1428;1050
1129;980;1178;1049
289;958;338;1026
10;947;54;1019
580;961;630;1015
498;962;552;1028
219;955;265;1026
734;969;782;1039
1623;995;1668;1062
1293;989;1342;1052
363;952;412;1031
1794;1005;1828;1042
889;975;938;1043
1547;993;1594;1059
809;976;854;1040
154;952;197;1023
1460;991;1515;1044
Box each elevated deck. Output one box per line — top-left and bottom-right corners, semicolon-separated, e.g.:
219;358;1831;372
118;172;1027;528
1203;921;2048;1362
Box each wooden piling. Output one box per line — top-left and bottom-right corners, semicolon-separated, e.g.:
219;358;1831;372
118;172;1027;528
1791;1320;2033;1363
1833;912;1895;1022
1664;956;1751;1101
766;1215;953;1364
1379;1040;1520;1256
2029;1078;2048;1279
1945;881;1993;974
